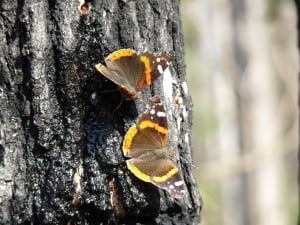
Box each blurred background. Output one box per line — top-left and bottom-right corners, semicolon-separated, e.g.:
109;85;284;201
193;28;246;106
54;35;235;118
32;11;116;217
181;1;298;225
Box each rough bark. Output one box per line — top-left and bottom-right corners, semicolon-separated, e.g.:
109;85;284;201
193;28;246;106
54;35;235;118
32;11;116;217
0;0;201;224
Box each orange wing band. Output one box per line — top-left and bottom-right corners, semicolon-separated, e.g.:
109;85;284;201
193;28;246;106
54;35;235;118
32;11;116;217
108;49;136;61
126;161;151;182
152;167;178;183
95;63;105;74
127;161;179;183
122;125;138;155
140;56;151;85
139;120;168;135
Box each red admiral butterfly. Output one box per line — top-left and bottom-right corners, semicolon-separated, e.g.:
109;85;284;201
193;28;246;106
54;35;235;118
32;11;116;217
122;96;186;198
95;49;172;99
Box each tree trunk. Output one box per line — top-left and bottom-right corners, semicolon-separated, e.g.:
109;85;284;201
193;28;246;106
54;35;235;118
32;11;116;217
0;0;201;224
296;1;300;225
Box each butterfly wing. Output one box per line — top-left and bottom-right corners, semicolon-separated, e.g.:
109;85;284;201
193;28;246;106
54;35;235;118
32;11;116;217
126;158;185;198
96;49;143;98
122;96;168;158
137;52;172;90
96;49;172;98
137;95;167;131
152;167;186;198
122;96;186;198
96;62;137;97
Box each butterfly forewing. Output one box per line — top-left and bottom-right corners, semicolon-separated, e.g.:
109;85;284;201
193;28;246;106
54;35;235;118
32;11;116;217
105;52;144;88
142;52;171;78
96;49;172;99
135;52;172;92
133;96;168;155
95;63;136;95
125;126;167;158
137;95;168;131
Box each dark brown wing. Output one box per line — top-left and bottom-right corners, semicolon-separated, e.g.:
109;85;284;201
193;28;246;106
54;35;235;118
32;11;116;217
122;96;168;158
95;63;137;97
96;49;172;98
137;96;168;131
152;168;185;198
122;125;167;158
138;51;172;86
96;49;144;98
126;158;185;198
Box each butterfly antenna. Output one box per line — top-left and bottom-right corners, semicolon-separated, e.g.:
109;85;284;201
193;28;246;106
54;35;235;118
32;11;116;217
137;98;147;110
112;95;124;117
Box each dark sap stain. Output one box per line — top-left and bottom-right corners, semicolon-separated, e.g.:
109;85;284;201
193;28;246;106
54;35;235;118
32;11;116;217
0;144;4;166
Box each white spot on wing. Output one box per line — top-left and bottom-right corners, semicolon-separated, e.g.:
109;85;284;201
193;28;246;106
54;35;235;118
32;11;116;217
174;180;184;187
157;111;166;117
156;58;161;63
150;109;155;115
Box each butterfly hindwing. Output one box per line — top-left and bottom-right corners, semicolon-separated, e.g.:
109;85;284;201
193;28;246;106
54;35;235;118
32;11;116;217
126;157;185;198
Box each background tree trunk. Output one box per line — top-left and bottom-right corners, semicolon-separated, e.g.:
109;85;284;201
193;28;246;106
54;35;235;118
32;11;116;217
0;0;201;224
182;1;297;225
296;1;300;225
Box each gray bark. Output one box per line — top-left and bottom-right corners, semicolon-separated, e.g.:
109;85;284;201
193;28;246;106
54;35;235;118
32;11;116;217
0;0;201;224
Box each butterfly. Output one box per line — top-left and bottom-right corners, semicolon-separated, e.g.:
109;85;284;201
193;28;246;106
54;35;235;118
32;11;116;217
95;49;172;99
122;96;185;198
